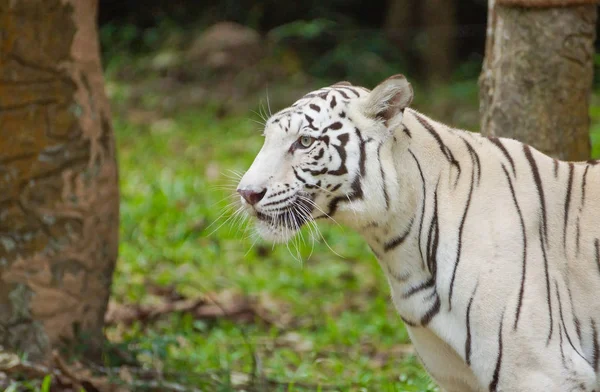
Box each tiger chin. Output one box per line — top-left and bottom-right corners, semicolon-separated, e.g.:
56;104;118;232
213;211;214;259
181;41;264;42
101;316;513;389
237;75;600;392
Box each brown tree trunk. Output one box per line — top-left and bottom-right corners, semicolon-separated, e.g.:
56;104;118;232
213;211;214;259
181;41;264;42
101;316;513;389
422;0;456;85
384;0;414;52
0;0;118;361
479;0;597;160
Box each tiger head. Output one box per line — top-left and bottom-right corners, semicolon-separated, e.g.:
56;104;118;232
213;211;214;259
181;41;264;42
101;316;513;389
237;75;414;243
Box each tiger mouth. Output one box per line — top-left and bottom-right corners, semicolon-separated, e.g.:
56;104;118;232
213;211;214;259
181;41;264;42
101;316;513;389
255;197;314;229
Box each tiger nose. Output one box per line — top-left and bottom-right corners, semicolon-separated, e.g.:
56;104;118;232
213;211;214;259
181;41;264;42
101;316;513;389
237;188;267;206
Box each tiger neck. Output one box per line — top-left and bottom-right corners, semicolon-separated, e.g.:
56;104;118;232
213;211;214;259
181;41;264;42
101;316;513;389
342;109;455;325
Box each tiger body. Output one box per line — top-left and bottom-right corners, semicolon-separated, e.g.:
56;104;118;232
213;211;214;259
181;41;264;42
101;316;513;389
237;75;600;391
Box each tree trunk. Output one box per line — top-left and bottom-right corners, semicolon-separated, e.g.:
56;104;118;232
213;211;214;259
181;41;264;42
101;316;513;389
0;0;119;361
384;0;414;52
479;0;597;160
422;0;456;85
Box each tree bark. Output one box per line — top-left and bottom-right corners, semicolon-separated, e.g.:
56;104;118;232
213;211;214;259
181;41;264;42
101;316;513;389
422;0;456;85
384;0;414;52
479;0;597;160
0;0;118;361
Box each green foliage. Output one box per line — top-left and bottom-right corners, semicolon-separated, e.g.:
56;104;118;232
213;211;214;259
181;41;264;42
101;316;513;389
589;97;600;159
310;34;408;87
99;20;184;68
269;19;408;87
269;19;337;41
40;376;51;392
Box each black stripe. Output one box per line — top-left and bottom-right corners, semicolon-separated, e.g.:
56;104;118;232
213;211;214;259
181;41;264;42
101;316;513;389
461;137;482;186
304;114;318;130
327;133;349;176
595;239;600;274
349;176;363;200
414;113;461;183
384;218;414;252
426;183;440;275
402;277;435;298
262;194;295;207
488;137;516;177
582;165;590;207
339;86;361;97
592;318;599;373
563;163;574;250
420;295;440;326
313;147;324;160
566;284;582;346
269;189;289;198
540;224;553;344
500;165;527;330
356;128;366;177
305;179;322;190
553;159;559;177
448;161;475;310
555;280;590;365
575;216;581;256
489;312;504;392
326;196;344;216
409;150;427;265
377;143;390;210
523;145;548;244
306;167;327;176
309;103;321;112
465;282;479;366
325;131;363;214
346;129;366;202
558;323;566;367
330;95;337;109
402;126;412;138
292;167;307;183
337;89;350;99
323;121;343;133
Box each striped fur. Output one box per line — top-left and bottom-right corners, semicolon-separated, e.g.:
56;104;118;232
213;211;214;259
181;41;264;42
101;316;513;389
237;75;600;392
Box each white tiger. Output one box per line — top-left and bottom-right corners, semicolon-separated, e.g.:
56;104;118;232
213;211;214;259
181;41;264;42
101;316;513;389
236;75;600;392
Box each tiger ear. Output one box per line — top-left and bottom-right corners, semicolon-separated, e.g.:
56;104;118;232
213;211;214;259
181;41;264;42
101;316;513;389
363;74;413;123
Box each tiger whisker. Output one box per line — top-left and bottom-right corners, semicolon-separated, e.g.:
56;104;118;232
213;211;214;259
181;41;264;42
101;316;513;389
244;231;261;257
206;205;245;237
250;109;267;125
266;86;273;117
294;199;345;260
296;195;342;228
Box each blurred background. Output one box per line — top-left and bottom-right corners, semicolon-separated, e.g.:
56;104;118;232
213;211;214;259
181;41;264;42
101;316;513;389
98;0;492;123
94;1;600;391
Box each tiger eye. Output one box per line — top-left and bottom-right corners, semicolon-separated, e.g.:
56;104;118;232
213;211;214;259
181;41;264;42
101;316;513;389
300;136;314;147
